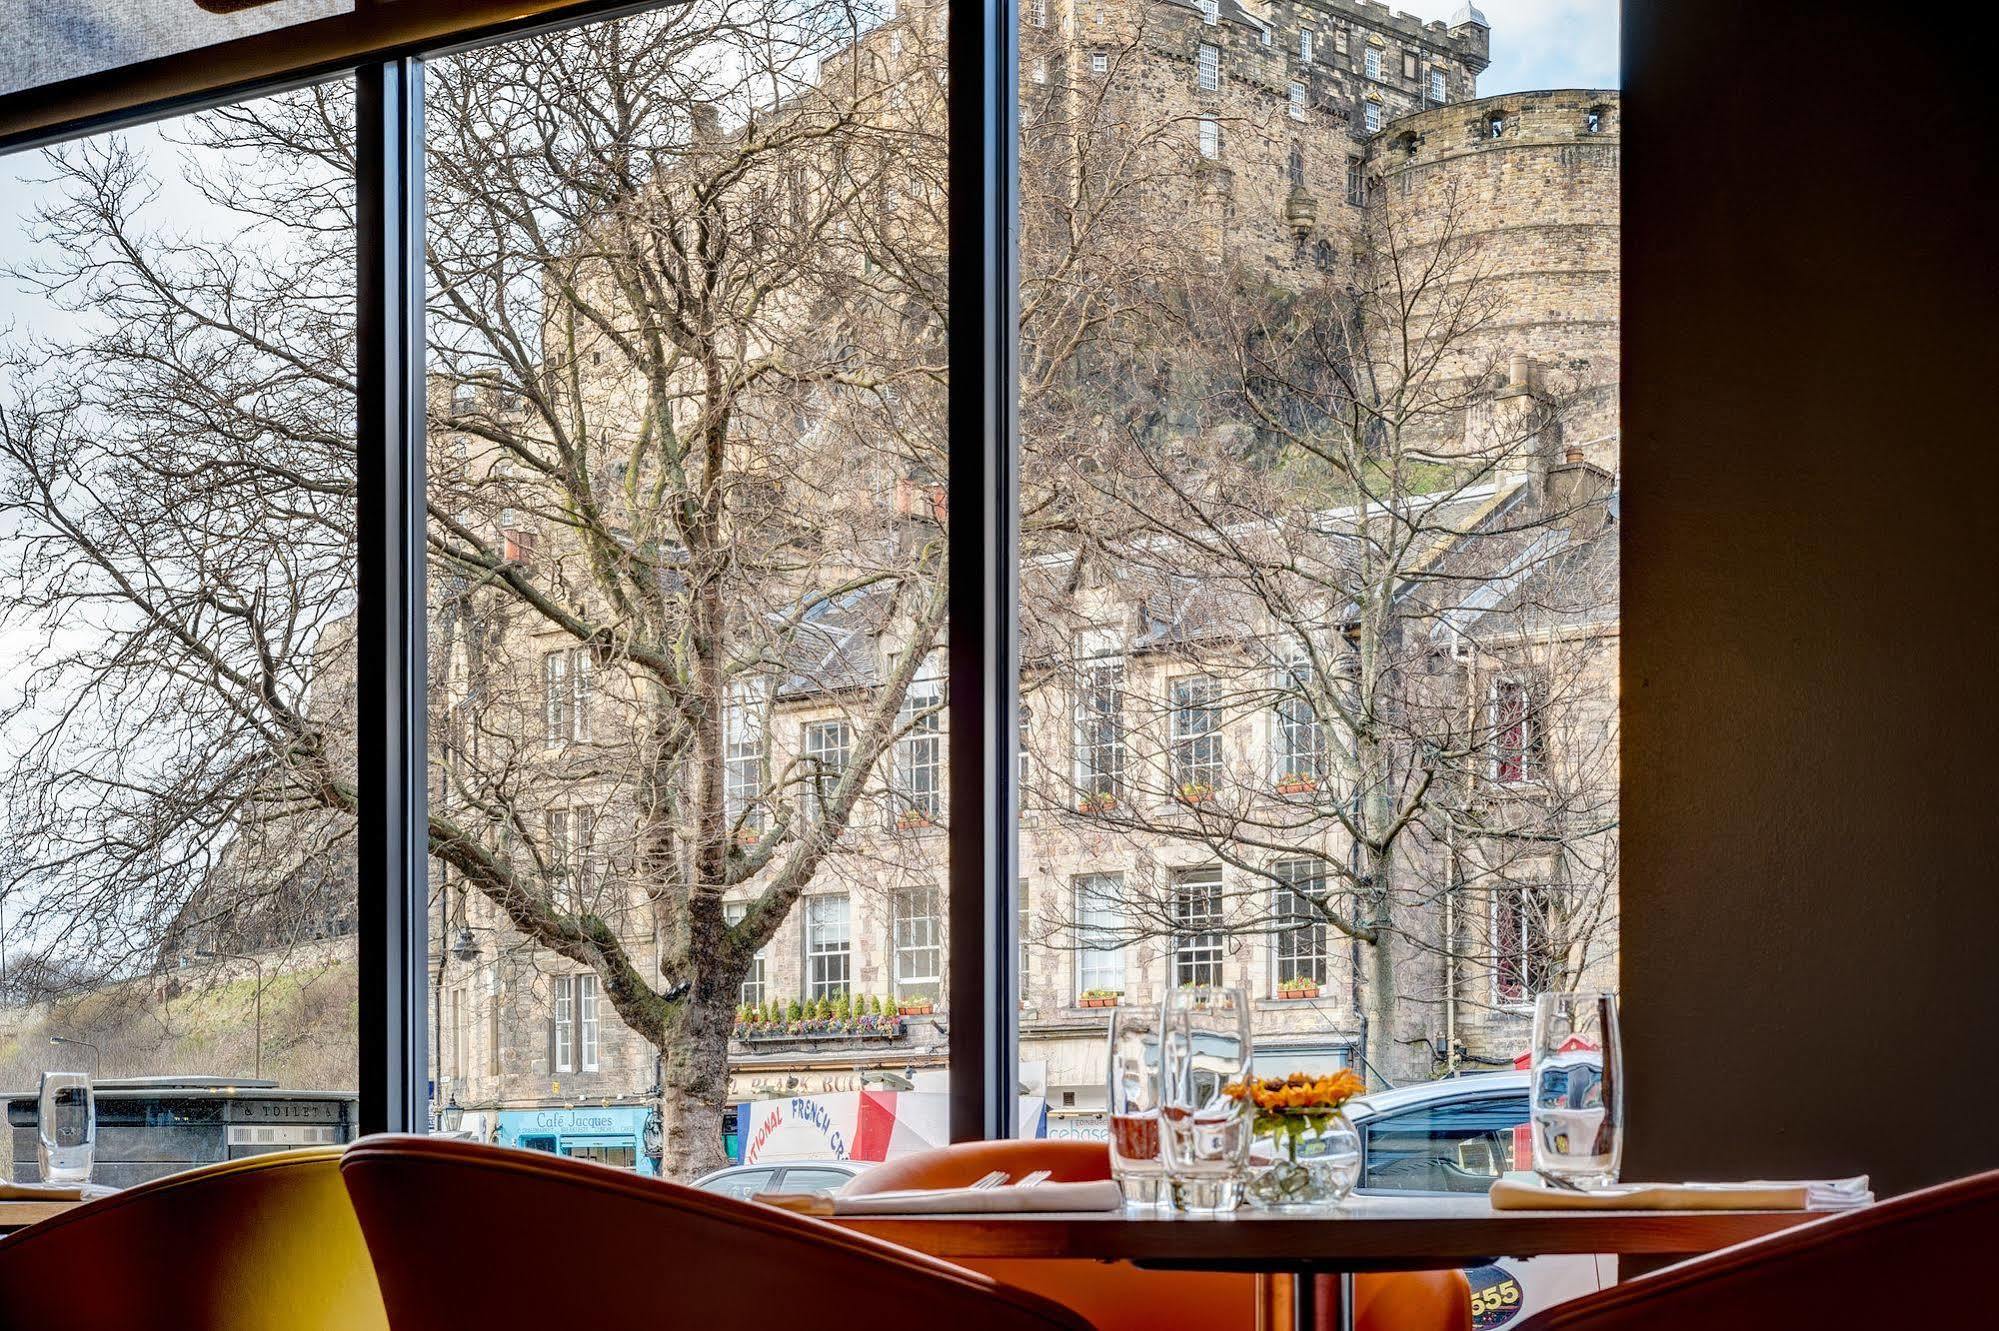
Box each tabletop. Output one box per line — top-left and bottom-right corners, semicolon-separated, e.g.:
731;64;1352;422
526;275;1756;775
0;1198;80;1234
830;1193;1828;1272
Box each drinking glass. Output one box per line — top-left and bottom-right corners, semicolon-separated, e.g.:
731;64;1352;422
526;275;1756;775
1106;1006;1166;1209
1530;992;1623;1190
1159;985;1253;1213
37;1071;96;1185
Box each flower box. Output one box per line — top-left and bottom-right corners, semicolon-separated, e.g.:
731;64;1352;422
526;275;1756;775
1077;793;1119;814
897;1000;935;1016
895;812;935;831
1177;782;1216;804
1274;776;1318;795
1275;984;1320;1001
1078;991;1122;1009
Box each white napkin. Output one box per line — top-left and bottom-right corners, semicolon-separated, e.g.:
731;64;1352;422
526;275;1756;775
0;1180;116;1202
1490;1175;1872;1212
756;1179;1125;1216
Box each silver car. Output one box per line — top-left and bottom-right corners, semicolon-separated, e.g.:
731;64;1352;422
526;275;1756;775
691;1158;869;1200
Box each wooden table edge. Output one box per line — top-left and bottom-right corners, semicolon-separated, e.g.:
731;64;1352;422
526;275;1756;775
830;1207;1828;1267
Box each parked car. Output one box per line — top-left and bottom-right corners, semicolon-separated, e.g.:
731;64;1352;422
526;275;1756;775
1347;1072;1613;1330
691;1158;869;1200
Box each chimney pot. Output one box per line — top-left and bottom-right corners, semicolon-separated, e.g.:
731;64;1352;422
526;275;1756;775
1564;446;1585;465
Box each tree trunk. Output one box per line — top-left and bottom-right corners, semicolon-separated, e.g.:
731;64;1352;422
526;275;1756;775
656;999;733;1180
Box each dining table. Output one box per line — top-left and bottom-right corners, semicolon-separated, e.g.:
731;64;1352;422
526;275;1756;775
0;1197;81;1234
831;1192;1829;1331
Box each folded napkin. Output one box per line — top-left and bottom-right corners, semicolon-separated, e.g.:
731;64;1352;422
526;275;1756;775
0;1180;115;1202
756;1179;1126;1217
1490;1175;1872;1212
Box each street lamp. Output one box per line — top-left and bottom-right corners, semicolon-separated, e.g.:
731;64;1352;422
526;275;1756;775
47;1035;100;1077
439;1092;465;1135
195;949;264;1082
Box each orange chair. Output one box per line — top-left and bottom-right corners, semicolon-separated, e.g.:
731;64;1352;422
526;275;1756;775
845;1139;1470;1331
0;1147;388;1331
339;1134;1095;1331
1516;1168;1999;1330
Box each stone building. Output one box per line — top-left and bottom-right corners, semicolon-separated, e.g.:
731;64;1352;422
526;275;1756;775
414;0;1621;1167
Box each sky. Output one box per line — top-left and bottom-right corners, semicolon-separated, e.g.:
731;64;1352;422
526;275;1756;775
1465;0;1621;95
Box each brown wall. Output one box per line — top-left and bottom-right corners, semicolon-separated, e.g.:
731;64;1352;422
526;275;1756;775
1622;0;1999;1196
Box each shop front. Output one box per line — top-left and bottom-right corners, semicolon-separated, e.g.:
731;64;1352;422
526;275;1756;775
495;1103;661;1176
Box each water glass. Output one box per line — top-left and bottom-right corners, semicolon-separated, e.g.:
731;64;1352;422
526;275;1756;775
1159;985;1254;1213
1105;1006;1166;1209
37;1071;96;1185
1530;992;1622;1190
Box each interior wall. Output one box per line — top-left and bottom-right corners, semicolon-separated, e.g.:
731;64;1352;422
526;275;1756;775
1622;0;1999;1196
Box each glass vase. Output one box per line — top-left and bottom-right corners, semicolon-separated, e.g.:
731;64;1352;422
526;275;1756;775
1245;1109;1361;1210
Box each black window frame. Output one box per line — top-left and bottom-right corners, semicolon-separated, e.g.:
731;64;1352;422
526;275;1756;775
0;0;1021;1145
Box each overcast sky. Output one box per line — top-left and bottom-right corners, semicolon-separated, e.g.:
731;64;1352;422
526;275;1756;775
1469;0;1621;95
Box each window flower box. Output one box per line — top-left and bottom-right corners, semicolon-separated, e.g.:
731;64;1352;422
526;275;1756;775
895;811;935;831
1077;792;1119;814
1274;774;1318;795
1177;782;1216;804
1079;989;1122;1009
1275;980;1320;1001
897;999;935;1016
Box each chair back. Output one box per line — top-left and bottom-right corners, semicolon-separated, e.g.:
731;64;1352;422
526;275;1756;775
1519;1169;1999;1330
0;1147;388;1331
339;1134;1093;1331
842;1139;1470;1331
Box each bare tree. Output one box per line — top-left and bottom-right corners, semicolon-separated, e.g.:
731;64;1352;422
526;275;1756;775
0;2;953;1174
1018;176;1620;1083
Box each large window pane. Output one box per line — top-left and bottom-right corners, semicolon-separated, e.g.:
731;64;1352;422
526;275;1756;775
1014;1;1620;1143
0;82;360;1182
424;2;951;1179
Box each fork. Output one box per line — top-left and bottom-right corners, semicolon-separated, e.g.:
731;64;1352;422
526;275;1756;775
1013;1169;1052;1188
969;1170;1010;1190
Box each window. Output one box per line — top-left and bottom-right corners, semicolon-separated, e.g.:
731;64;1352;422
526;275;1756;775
551;975;575;1074
889;30;902;55
1492;678;1544;783
1273;662;1326;785
1172;867;1225;987
1200;0;1218;25
894;673;943;825
1495;885;1558;1003
579;974;600;1071
1402;50;1417;79
542;647;592;746
1074;648;1127;808
1198;114;1220;160
725;901;767;1006
892;885;944;1001
1347;155;1366;206
1075;873;1127;996
1299;30;1313;63
1091;50;1109;75
1288;81;1307;121
1362;1095;1525;1192
806;894;852;998
1031;56;1047;84
725;678;768;835
1288;143;1305;188
1031;0;1048;27
1429;68;1447;103
802;719;852;818
1169;675;1222;796
1488;112;1507;138
1364;46;1382;80
1273;860;1329;988
1197;42;1219;92
487;973;502;1076
544;805;598;909
1335;27;1348;54
1586;106;1605;134
1019;879;1033;1003
1364;101;1383;134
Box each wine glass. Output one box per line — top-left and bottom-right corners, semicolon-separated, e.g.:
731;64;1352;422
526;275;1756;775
37;1071;96;1186
1530;992;1623;1190
1106;1006;1166;1209
1159;985;1253;1213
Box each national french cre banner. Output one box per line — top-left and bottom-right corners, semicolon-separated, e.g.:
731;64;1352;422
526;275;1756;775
739;1092;1047;1164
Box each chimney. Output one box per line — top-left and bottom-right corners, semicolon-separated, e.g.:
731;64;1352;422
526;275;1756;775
1545;446;1612;527
690;104;721;142
1507;350;1534;393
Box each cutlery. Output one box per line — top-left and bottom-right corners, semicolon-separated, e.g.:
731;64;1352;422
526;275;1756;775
969;1170;1010;1190
1013;1170;1052;1188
